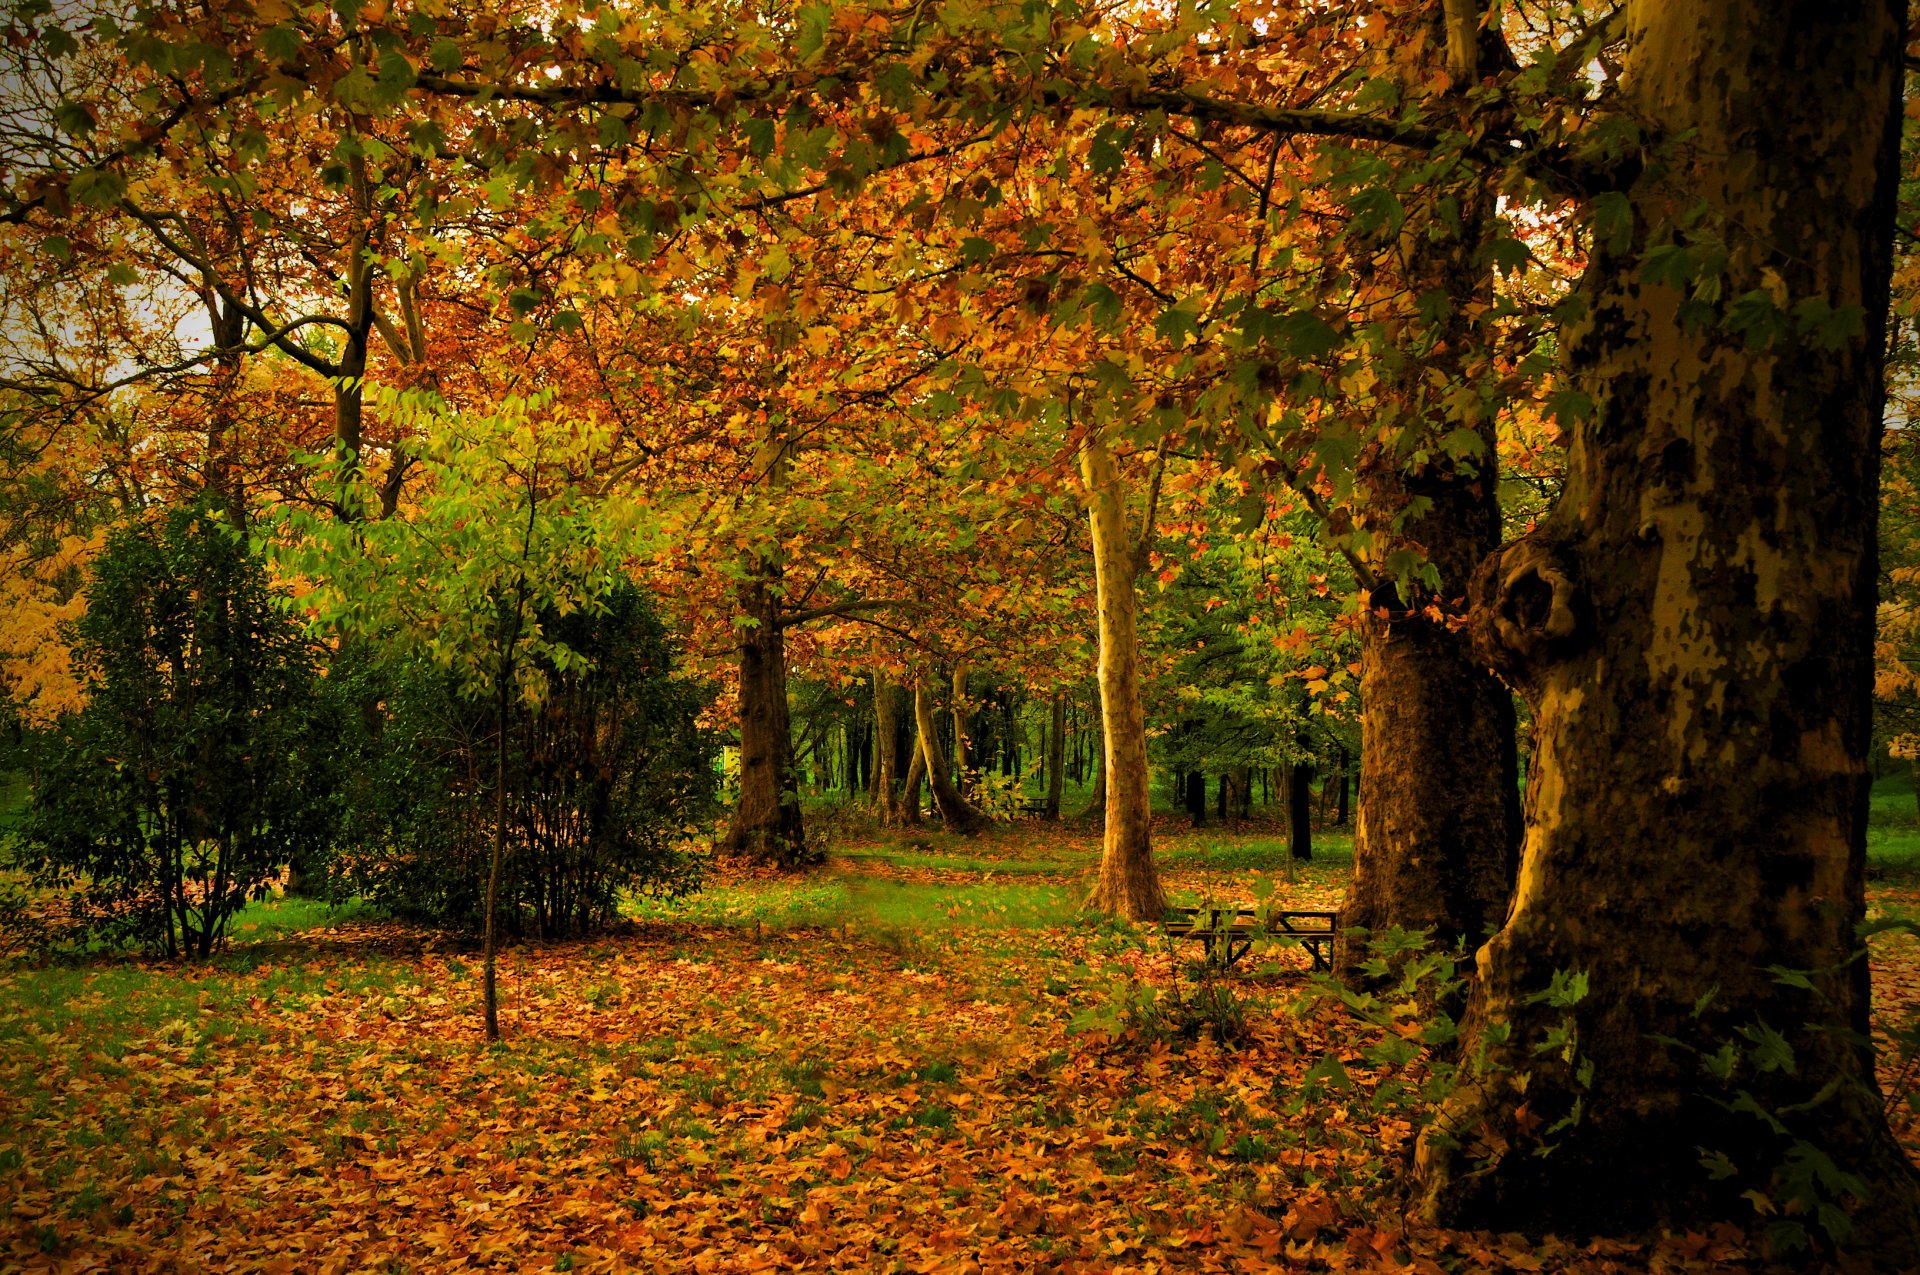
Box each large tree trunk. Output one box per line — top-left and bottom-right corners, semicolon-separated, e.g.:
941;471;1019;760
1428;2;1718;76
914;678;985;834
1081;433;1166;919
722;565;811;867
873;669;901;823
1415;1;1920;1253
1045;691;1066;820
1338;0;1521;976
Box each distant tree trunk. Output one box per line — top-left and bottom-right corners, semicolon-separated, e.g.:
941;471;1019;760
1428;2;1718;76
915;678;985;834
1081;432;1166;919
873;670;901;823
1232;766;1252;824
1288;758;1312;862
950;665;970;794
1045;691;1066;820
1415;0;1920;1255
901;740;925;827
1083;738;1106;823
1333;745;1350;826
1185;770;1207;827
722;565;811;867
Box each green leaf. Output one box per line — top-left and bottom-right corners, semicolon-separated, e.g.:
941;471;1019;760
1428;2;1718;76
428;36;463;72
68;168;126;208
53;100;97;136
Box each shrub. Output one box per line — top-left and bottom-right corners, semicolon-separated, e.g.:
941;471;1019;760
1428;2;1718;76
342;585;714;937
16;504;337;957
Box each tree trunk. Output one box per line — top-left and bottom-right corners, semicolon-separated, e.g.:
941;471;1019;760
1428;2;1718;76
1082;743;1106;823
1185;770;1207;827
1288;759;1312;862
483;662;509;1042
1334;745;1351;827
1045;691;1066;820
722;565;811;867
950;665;970;794
914;678;985;834
1415;1;1920;1254
901;740;925;826
1338;0;1521;976
1081;432;1166;919
873;669;901;823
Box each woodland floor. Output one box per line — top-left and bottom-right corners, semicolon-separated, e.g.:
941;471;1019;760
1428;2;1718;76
3;814;1920;1274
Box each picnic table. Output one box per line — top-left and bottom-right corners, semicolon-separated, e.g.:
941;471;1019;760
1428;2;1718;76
1161;905;1339;972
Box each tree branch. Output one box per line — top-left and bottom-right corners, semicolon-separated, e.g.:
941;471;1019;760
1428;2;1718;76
778;597;930;629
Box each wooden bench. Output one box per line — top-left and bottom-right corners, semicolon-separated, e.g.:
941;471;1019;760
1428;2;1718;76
1161;906;1340;972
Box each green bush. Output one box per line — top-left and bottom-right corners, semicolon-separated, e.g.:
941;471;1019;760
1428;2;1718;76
16;504;338;957
341;585;714;937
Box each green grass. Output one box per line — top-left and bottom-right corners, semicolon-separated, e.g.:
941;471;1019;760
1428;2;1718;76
1871;771;1920;875
626;874;1080;932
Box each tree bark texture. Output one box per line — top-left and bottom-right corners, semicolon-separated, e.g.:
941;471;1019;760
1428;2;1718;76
1081;433;1167;920
950;665;971;793
1415;1;1920;1253
1340;0;1521;976
873;670;901;824
914;678;985;834
722;565;812;867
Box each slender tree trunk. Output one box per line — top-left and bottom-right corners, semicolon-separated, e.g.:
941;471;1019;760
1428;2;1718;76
1185;770;1207;827
901;740;925;826
950;665;970;794
1337;0;1522;978
914;678;984;833
1288;759;1312;862
1081;433;1165;919
1334;745;1350;827
873;670;901;823
1045;691;1066;820
722;564;811;866
1083;743;1106;823
1416;1;1920;1253
483;663;509;1042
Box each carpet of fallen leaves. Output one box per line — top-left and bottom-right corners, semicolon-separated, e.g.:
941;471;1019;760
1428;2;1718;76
2;820;1918;1273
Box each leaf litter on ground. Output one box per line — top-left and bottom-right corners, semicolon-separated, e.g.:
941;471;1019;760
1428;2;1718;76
2;819;1915;1272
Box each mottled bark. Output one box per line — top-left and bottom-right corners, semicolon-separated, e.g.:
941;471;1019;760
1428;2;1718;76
1339;0;1521;975
1415;0;1920;1253
914;678;985;834
1081;433;1167;920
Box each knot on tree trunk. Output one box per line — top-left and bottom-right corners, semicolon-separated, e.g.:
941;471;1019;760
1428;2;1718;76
1470;536;1582;694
